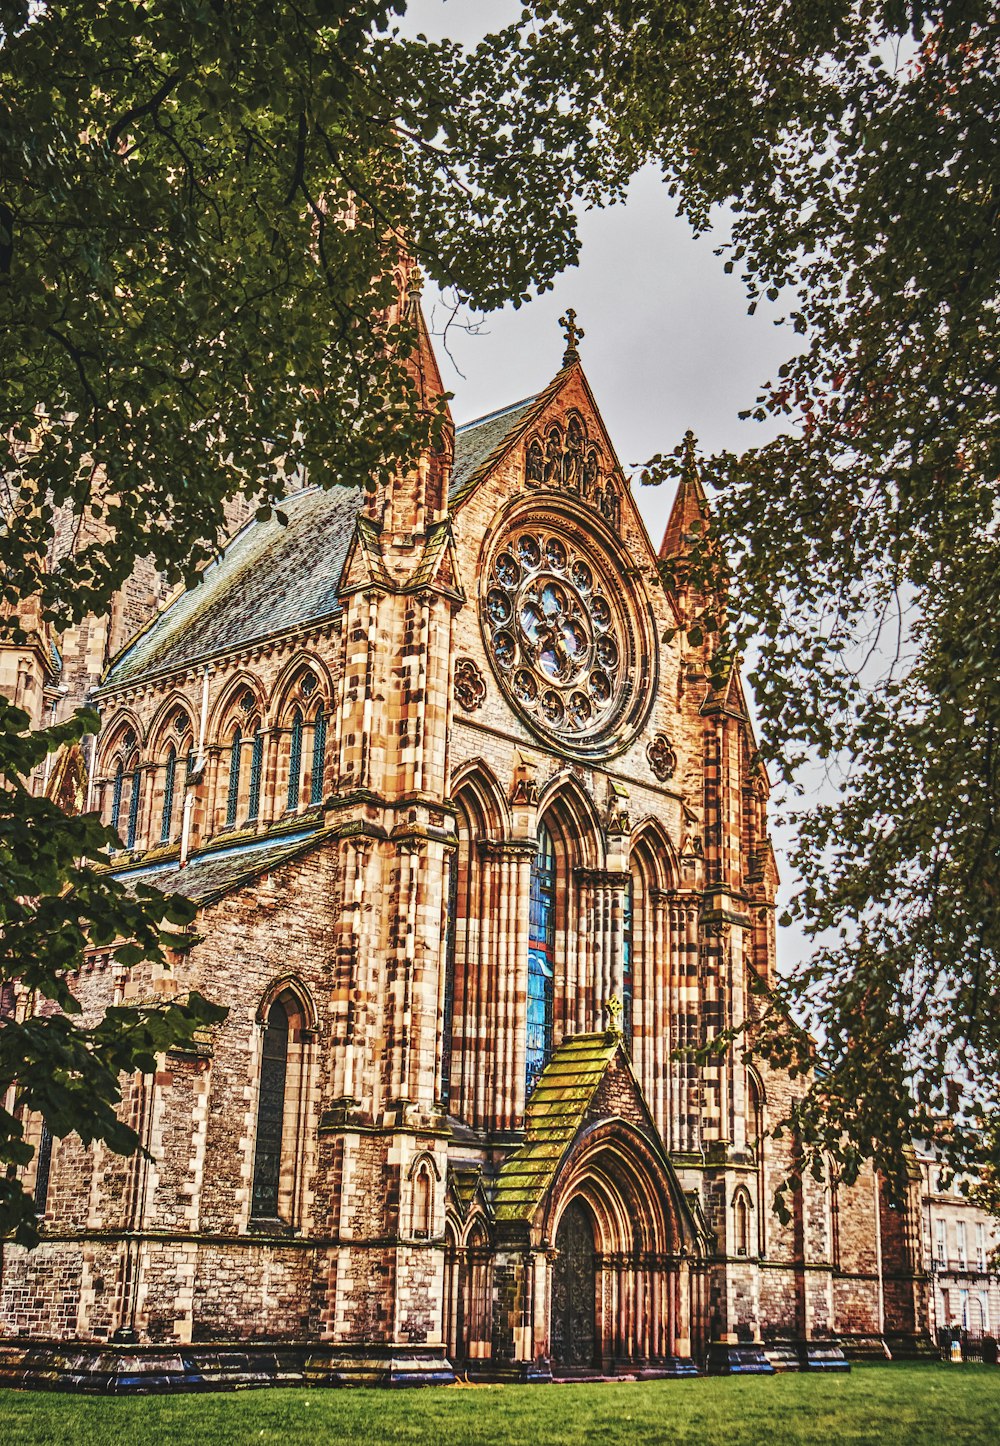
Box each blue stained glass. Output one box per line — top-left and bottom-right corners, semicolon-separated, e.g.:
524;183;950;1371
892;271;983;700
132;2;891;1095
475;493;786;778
310;709;326;806
287;710;303;809
248;730;264;821
126;762;141;849
226;729;241;826
622;877;634;1044
526;824;556;1097
111;761;124;831
160;747;176;844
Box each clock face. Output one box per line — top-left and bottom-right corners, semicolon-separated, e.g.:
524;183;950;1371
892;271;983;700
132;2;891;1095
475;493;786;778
481;514;653;755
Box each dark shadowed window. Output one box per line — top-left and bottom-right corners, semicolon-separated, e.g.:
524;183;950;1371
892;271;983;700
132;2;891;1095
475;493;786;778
251;998;290;1219
126;755;142;849
526;823;556;1096
287;709;303;809
160;745;176;844
34;1122;53;1218
310;707;326;806
226;727;242;826
439;851;459;1107
248;729;264;821
111;760;124;831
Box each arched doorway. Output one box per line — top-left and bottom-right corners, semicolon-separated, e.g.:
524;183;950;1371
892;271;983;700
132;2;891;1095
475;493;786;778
551;1198;597;1372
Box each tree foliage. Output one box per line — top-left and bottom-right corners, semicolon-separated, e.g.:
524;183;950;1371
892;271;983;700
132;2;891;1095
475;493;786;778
512;0;999;1188
0;701;225;1244
1;0;592;1238
3;0;998;1222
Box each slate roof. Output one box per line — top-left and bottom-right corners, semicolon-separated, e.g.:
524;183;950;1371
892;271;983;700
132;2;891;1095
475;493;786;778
492;1032;621;1224
107;485;364;686
450;396;537;503
113;827;326;907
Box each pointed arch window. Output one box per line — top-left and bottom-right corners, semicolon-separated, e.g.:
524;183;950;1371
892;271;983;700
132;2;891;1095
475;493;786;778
251;998;290;1219
310;707;326;806
126;755;142;849
526;823;556;1096
287;708;303;809
622;875;634;1044
34;1121;53;1218
248;727;264;822
160;745;177;844
226;727;242;827
440;848;459;1107
734;1189;752;1257
110;759;124;831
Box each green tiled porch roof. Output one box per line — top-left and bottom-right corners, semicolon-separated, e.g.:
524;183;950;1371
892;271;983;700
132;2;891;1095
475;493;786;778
493;1032;621;1224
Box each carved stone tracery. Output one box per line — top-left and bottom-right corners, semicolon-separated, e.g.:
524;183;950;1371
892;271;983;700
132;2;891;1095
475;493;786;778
454;657;486;713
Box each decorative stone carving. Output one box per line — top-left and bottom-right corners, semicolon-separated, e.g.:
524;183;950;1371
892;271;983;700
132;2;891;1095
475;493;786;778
647;732;678;782
454;656;486;713
481;509;656;758
606;780;631;836
521;410;621;529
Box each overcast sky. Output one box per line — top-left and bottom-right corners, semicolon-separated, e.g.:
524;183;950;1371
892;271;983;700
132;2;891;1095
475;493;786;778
406;2;809;965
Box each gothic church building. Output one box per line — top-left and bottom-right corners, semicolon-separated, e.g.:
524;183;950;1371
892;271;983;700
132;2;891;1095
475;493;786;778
0;297;929;1386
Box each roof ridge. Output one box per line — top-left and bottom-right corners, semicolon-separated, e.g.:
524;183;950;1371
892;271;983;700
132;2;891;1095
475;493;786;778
456;394;538;433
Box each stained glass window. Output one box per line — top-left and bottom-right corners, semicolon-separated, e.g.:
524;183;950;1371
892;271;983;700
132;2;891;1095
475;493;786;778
226;728;241;827
287;709;303;809
310;707;326;806
526;823;556;1097
126;758;141;849
34;1122;53;1218
110;760;124;831
251;999;289;1219
160;746;176;844
248;729;264;822
622;876;634;1043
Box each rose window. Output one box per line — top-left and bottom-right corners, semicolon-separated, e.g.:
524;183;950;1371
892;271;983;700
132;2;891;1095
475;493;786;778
482;520;647;752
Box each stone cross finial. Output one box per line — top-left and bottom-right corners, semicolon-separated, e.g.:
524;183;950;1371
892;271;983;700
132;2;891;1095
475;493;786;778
559;308;585;363
604;994;623;1036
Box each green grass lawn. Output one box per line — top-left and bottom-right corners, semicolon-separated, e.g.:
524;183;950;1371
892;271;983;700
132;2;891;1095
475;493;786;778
0;1362;996;1446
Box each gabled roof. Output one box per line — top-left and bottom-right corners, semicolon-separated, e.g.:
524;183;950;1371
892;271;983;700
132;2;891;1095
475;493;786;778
106;486;364;687
493;1032;623;1223
450;396;538;502
113;826;328;906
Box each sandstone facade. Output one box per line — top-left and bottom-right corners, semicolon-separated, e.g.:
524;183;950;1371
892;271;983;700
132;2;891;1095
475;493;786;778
0;306;931;1384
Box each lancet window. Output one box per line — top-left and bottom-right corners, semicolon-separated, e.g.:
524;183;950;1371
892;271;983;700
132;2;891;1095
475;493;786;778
110;760;124;832
248;727;264;822
33;1122;53;1218
251;997;289;1219
309;706;326;805
160;745;177;844
526;823;557;1096
125;752;142;849
622;875;634;1044
287;708;303;809
226;727;242;827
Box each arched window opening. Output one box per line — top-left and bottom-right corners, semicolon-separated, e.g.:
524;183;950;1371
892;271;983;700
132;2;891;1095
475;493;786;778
440;849;459;1107
412;1160;433;1239
34;1121;53;1218
466;1221;492;1361
226;727;242;827
309;706;327;806
526;822;556;1097
251;998;290;1219
110;759;124;832
160;745;177;844
735;1190;751;1257
287;708;303;809
248;727;264;822
622;875;634;1044
125;753;142;849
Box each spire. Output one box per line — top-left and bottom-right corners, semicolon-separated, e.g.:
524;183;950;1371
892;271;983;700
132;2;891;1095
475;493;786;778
403;265;454;451
558;307;585;366
659;430;710;560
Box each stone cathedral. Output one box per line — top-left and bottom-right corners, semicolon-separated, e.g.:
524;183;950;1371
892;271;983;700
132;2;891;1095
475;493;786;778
0;290;930;1389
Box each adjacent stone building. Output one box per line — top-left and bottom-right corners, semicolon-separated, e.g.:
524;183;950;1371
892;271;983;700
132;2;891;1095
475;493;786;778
0;291;931;1387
